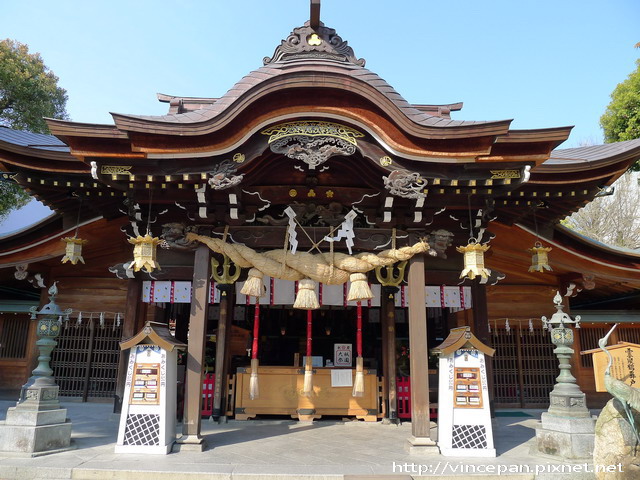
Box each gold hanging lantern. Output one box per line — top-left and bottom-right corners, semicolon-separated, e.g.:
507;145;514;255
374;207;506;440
128;234;162;272
456;241;491;280
528;242;552;272
61;237;88;265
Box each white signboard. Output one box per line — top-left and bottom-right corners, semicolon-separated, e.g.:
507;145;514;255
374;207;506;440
331;369;353;387
334;343;352;367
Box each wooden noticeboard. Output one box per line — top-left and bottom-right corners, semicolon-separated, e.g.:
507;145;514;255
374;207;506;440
581;342;639;392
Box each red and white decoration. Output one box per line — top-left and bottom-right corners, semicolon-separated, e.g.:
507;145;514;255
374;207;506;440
142;280;221;304
141;281;472;309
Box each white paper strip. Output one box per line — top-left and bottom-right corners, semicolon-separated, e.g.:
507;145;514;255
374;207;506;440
284;206;299;254
324;210;357;254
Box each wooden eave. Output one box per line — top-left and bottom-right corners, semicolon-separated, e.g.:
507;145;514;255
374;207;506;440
433;326;495;356
46;119;128;139
0;148;87;174
120;321;187;351
0;216;114;268
533;145;640;175
489;222;640;288
0;138;74;162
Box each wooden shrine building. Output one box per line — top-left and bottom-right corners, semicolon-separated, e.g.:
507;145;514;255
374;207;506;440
1;1;640;449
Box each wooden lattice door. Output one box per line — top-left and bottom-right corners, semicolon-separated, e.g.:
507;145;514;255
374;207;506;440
492;325;556;407
51;317;122;400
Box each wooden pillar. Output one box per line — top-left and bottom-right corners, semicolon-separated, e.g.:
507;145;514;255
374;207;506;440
381;286;398;422
471;282;495;410
113;279;142;414
212;284;234;419
177;245;211;450
406;254;438;453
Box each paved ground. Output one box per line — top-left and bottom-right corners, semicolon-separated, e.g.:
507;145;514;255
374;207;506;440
0;399;600;479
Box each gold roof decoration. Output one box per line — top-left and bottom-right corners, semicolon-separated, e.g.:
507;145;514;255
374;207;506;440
128;234;162;273
61;237;88;265
457;241;491;281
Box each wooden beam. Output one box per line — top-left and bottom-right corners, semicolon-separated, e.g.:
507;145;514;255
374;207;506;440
406;254;438;451
382;286;398;422
212;284;234;418
310;0;321;29
113;279;142;414
471;282;495;414
177;244;211;450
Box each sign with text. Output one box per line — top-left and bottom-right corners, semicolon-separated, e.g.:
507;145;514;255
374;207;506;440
334;343;352;367
582;342;640;392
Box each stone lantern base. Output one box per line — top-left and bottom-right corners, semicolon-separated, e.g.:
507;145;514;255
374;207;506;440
531;389;596;460
0;384;73;456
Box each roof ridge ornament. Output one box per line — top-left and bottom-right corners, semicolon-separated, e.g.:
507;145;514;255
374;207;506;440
263;21;365;67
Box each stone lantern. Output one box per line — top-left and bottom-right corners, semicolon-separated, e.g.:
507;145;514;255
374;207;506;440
0;282;73;455
533;292;595;460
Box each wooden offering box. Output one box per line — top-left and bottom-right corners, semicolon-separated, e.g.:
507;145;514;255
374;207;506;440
235;366;378;421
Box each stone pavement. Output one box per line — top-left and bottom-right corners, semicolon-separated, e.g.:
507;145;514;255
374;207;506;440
0;399;601;480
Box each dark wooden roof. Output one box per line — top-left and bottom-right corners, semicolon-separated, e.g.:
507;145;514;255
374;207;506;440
109;62;507;136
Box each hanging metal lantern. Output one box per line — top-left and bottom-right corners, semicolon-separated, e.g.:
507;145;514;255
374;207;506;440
128;234;161;273
528;242;552;272
456;241;491;280
61;236;88;265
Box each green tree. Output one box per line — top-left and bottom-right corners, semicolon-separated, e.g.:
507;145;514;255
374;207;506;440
0;39;69;220
600;59;640;170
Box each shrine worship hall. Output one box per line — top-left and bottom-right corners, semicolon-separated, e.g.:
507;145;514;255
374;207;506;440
1;0;640;458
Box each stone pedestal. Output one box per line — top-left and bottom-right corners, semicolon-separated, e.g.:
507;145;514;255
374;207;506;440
0;385;72;456
593;399;640;480
404;435;440;455
173;434;207;452
533;412;596;460
532;375;596;460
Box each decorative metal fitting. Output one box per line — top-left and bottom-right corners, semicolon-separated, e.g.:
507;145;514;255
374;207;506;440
374;261;407;288
211;254;241;284
541;292;581;329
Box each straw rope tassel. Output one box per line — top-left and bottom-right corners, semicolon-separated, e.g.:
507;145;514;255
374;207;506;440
242;267;265;298
293;278;320;310
249;298;260;400
302;310;314;396
352;301;365;397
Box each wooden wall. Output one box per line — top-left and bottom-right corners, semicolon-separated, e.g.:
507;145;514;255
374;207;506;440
54;277;128;314
486;285;558;320
0;314;37;391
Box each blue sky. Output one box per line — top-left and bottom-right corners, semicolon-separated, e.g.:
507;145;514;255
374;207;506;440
1;0;639;232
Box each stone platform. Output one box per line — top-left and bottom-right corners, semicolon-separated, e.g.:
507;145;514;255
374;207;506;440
0;399;604;479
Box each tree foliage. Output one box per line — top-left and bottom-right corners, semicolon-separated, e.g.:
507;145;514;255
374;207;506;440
0;39;68;132
565;172;640;249
0;39;69;220
600;59;640;170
